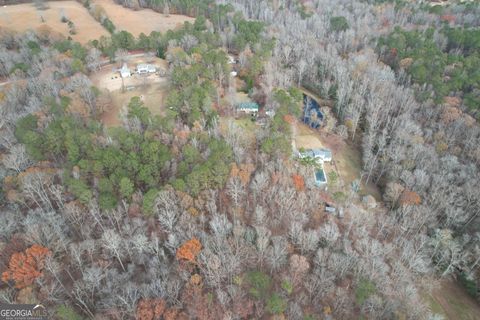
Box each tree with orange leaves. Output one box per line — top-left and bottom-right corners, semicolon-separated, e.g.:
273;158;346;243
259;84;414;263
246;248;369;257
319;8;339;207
283;114;295;124
399;189;422;206
230;163;255;186
163;308;188;320
292;174;305;191
136;298;166;320
176;238;202;263
1;244;51;289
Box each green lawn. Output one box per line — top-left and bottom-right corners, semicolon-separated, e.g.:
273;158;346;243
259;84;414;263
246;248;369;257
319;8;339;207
424;293;446;317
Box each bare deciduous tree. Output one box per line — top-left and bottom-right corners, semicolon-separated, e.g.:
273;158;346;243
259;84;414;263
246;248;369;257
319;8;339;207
101;229;126;271
2;145;32;172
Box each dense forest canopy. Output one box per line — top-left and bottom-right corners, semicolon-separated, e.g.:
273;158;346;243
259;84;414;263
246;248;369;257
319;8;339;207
0;0;480;319
378;26;480;113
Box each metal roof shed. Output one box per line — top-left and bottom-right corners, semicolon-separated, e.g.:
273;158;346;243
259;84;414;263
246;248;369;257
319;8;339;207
236;102;259;113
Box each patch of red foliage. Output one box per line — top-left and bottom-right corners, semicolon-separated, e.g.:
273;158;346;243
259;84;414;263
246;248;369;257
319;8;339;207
1;244;51;289
292;174;305;191
283;114;296;124
176;238;202;263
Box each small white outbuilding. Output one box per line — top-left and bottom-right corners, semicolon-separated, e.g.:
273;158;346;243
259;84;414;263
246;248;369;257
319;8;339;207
120;63;131;78
228;55;236;64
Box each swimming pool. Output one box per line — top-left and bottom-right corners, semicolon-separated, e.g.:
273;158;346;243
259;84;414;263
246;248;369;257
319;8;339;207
315;169;327;185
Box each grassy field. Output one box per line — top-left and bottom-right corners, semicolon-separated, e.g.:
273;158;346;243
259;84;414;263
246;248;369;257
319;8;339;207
98;82;168;127
425;280;480;320
294;125;325;150
0;1;109;43
0;0;195;44
219;116;257;149
93;0;195;36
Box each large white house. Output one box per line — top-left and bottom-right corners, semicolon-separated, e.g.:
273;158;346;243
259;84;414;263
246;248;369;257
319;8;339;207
137;64;156;74
298;148;332;163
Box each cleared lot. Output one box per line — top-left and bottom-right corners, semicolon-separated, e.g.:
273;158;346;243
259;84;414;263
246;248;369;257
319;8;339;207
90;56;168;90
99;83;169;127
90;55;169;127
91;67;167;92
294;122;381;198
0;1;109;43
93;0;195;36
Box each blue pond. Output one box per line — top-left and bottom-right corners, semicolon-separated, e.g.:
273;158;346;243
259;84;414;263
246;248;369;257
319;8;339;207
303;94;324;128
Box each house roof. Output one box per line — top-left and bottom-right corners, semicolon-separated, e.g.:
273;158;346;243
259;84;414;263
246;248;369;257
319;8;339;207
311;148;332;159
299;150;315;158
299;148;331;160
236;102;259;110
137;64;156;71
